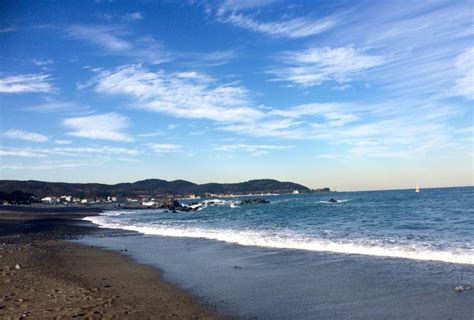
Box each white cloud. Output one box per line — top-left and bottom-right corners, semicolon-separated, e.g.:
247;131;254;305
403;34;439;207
221;13;335;38
217;0;276;15
148;143;182;153
67;25;169;64
0;149;47;158
0;74;55;93
68;25;131;51
0;146;140;158
126;12;143;21
182;50;236;67
214;143;293;156
271;47;385;87
83;65;469;159
31;58;54;66
63;113;133;142
86;65;264;123
3;129;48;143
48;146;139;156
1;159;105;170
136;131;162;138
23;101;92;114
452;47;474;100
54;139;72;145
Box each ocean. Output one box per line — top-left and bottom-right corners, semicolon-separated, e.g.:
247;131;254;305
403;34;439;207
85;187;474;265
78;187;474;319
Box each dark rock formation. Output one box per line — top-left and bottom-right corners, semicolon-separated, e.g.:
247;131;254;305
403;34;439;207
157;197;182;210
328;198;338;203
313;187;331;192
240;198;270;205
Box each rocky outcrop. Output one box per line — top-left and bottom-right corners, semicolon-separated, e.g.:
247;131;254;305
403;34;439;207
157;197;181;210
240;198;270;205
328;198;338;203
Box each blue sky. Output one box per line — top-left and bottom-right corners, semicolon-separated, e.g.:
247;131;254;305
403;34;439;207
0;0;472;191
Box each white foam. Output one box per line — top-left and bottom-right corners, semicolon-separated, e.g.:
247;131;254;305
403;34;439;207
84;216;474;265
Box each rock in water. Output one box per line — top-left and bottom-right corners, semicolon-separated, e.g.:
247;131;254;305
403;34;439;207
454;285;472;292
328;198;338;203
240;198;270;205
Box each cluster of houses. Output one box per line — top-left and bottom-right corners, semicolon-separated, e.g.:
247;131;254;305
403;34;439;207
23;190;307;208
39;194;202;207
41;195;118;205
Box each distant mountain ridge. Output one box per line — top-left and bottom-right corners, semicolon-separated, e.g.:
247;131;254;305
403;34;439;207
0;179;320;198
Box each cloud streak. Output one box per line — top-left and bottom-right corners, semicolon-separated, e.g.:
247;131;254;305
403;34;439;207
271;47;385;87
0;74;55;93
85;65;264;123
63;113;133;142
67;25;169;64
3;129;48;143
221;13;336;39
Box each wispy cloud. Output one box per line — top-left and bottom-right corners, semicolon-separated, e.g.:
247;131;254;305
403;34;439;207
208;0;336;38
148;143;182;153
0;74;55;93
181;50;236;67
3;129;48;143
54;139;72;145
82;64;469;159
0;149;47;158
84;65;264;123
220;13;336;39
136;131;162;138
324;2;473;101
216;0;277;15
63;113;133;142
126;12;143;21
31;58;54;66
68;25;131;51
214;143;293;156
0;159;106;170
452;47;474;100
23;101;93;115
271;47;385;87
0;146;140;158
67;25;169;64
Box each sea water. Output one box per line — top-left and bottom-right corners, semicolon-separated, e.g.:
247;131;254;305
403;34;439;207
85;187;474;265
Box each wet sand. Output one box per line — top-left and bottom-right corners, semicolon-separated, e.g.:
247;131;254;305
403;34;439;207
0;208;221;319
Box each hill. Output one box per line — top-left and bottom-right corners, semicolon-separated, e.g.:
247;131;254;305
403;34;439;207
0;179;318;199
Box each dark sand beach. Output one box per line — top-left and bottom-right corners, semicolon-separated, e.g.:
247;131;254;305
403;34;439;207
1;205;473;319
0;207;221;319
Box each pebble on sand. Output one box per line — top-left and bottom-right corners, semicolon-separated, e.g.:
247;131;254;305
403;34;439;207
15;264;21;270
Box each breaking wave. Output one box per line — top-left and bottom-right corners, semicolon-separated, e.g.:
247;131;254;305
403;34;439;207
85;214;474;265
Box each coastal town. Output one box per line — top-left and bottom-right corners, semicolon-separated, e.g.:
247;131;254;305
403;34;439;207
0;179;331;208
1;191;294;211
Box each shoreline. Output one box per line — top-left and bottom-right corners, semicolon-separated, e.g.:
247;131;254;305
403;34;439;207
0;209;222;319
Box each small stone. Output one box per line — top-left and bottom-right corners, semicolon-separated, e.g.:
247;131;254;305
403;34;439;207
15;264;21;270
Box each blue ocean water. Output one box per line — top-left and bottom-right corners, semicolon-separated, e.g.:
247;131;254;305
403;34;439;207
86;187;474;265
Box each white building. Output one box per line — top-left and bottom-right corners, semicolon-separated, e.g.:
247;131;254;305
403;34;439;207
41;196;57;204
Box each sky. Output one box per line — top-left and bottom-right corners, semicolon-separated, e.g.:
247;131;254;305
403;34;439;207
0;0;472;191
